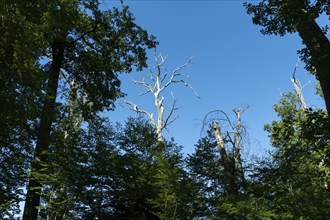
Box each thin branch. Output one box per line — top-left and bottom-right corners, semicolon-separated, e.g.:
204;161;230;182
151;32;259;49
162;59;192;91
137;90;151;97
70;20;99;45
292;57;299;81
301;81;311;89
133;79;155;93
226;131;235;146
60;70;71;85
158;54;168;67
163;99;181;129
171;79;200;98
201;109;233;137
120;100;157;128
161;69;169;84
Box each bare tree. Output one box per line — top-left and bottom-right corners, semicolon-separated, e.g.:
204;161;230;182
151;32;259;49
202;106;249;195
122;52;199;142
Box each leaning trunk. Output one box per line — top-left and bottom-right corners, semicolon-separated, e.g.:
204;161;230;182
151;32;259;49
213;122;238;195
23;42;65;220
294;0;330;115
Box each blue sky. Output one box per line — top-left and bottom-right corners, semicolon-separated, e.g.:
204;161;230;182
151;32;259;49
102;0;327;156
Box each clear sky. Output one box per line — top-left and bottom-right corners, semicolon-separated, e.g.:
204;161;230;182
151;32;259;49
101;0;327;156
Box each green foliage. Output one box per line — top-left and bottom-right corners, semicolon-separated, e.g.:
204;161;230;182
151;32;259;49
186;134;224;218
29;116;193;219
243;1;330;213
244;0;329;35
244;0;329;37
1;0;157;217
38;115;120;219
0;1;46;214
260;92;330;219
187;133;275;220
244;0;330;115
2;1;329;219
60;2;157;114
315;80;324;98
147;140;192;220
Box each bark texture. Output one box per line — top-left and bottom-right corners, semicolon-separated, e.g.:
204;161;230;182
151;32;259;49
213;122;238;195
23;42;65;220
233;109;244;182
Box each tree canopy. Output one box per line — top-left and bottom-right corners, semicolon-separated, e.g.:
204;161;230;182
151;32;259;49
1;1;329;219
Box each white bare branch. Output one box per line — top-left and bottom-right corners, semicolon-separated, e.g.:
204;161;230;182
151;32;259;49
120;100;157;128
133;79;155;93
137;90;151;97
171;79;200;98
122;52;198;142
162;59;193;91
161;69;169;84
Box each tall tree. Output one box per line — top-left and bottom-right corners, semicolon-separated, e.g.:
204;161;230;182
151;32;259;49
1;1;157;219
0;1;46;216
245;0;330;115
120;52;199;218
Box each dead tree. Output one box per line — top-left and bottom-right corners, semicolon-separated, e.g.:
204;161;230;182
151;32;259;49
212;121;238;195
203;106;248;195
233;108;244;181
122;52;199;142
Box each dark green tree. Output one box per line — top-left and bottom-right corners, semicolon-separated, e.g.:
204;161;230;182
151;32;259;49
37;114;120;219
146;140;193;220
110;117;160;219
186;134;224;219
0;1;158;219
1;1;156;218
245;0;330;115
0;1;46;216
260;92;330;219
112;118;193;219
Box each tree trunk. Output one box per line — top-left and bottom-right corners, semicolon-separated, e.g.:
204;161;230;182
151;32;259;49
213;122;238;195
294;0;330;115
155;91;164;142
156;104;164;142
233;110;244;183
23;42;65;220
291;77;307;110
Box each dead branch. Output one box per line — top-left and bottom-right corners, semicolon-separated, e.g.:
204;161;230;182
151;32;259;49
120;100;157;129
122;52;199;142
291;60;307;110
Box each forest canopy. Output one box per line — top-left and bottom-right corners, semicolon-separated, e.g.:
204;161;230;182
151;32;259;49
0;0;329;219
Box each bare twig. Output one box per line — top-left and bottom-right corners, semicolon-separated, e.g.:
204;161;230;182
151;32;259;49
120;100;156;128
